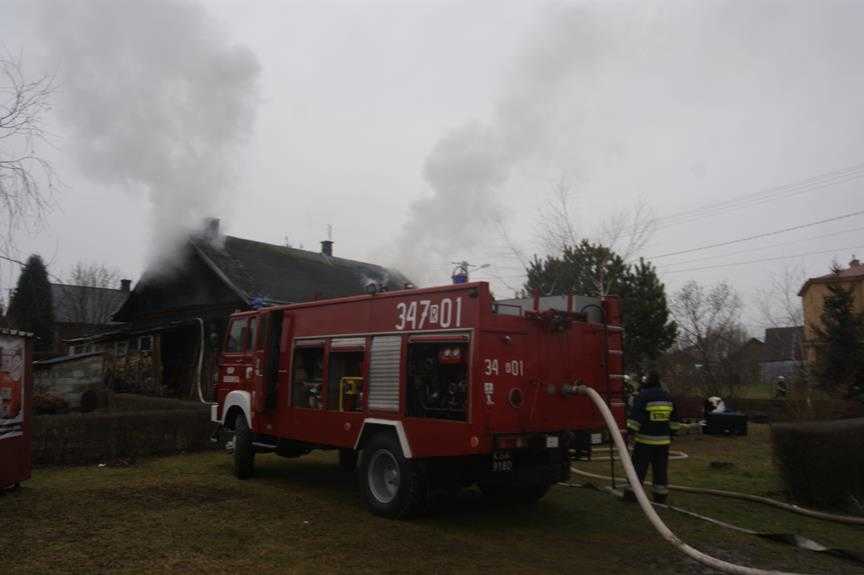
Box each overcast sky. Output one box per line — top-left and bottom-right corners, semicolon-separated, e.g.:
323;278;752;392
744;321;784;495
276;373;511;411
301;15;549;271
2;0;864;335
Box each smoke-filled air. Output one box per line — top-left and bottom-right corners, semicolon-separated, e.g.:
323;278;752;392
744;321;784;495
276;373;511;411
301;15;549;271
395;5;592;284
37;0;260;262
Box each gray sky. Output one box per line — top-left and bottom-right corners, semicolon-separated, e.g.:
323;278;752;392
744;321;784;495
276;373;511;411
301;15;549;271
2;0;864;335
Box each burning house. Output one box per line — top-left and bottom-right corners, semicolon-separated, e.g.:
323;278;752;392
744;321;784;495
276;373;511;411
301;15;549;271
67;220;410;399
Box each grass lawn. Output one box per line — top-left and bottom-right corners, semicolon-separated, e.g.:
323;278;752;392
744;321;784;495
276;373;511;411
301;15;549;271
3;424;862;574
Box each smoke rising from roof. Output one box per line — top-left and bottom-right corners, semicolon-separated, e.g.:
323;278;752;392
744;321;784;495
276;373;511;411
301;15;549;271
37;0;260;262
395;5;592;284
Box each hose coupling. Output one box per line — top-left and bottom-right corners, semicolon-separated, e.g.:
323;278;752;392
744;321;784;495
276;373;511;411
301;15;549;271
561;383;587;396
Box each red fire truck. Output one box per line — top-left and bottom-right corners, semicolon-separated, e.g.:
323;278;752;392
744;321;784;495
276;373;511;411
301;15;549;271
211;282;624;517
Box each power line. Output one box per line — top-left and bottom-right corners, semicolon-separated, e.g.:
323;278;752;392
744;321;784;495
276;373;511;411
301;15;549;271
654;162;864;229
654;223;864;268
615;162;864;246
648;209;864;260
661;243;864;275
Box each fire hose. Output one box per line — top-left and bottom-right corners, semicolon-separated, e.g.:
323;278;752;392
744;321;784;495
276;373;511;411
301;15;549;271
569;467;864;526
563;383;811;575
194;318;216;406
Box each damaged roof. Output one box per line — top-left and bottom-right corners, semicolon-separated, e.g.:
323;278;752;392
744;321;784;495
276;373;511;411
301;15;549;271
113;232;412;323
191;236;410;304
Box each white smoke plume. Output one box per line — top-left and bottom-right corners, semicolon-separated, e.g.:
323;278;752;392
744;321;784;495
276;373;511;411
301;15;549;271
396;5;593;284
37;0;260;261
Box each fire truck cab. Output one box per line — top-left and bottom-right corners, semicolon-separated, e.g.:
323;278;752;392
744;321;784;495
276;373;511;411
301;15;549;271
212;282;624;517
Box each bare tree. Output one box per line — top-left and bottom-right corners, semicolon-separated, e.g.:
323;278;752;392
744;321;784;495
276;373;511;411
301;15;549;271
595;197;657;262
537;177;582;255
670;280;752;398
57;262;122;326
0;53;57;248
756;264;805;328
537;177;657;261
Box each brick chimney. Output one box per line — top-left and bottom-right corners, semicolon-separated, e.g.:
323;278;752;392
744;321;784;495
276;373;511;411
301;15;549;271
203;217;220;239
120;279;131;292
321;240;333;257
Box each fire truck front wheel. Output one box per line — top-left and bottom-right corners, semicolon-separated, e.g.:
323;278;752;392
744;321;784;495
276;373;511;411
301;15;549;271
359;433;427;518
233;414;255;479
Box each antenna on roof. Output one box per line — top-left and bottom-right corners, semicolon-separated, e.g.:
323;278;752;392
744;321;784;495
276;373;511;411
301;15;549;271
327;224;333;241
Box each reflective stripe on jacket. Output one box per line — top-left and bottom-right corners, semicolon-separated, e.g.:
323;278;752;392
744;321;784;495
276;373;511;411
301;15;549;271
628;386;679;446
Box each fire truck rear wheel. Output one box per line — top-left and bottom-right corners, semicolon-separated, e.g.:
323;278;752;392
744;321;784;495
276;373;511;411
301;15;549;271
233;414;255;480
359;433;427;518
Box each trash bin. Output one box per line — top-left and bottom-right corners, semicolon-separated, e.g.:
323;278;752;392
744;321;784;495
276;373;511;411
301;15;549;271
0;329;33;490
703;412;748;436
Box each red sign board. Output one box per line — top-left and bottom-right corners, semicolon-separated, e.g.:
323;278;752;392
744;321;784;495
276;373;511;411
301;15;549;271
0;331;33;490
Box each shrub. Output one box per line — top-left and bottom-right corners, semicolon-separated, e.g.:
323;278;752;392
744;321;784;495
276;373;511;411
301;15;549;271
31;407;216;465
771;418;864;513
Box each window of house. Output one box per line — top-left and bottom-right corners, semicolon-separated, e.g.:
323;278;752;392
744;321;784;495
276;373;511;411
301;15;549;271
83;344;94;354
406;341;469;421
139;336;153;352
225;319;247;353
292;344;325;409
115;341;128;357
327;349;365;411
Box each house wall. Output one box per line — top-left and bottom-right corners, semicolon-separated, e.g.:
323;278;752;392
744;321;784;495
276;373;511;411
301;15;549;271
801;279;864;361
90;316;229;400
98;245;245;399
34;355;106;409
109;333;161;395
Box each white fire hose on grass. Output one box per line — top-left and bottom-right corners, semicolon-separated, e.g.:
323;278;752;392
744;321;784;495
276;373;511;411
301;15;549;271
570;467;864;526
563;384;810;575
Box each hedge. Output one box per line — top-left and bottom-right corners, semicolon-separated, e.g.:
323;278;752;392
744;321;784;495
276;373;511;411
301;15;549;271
32;407;216;465
771;418;864;513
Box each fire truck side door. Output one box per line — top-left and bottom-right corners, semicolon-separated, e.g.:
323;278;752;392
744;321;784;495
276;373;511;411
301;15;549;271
252;310;284;413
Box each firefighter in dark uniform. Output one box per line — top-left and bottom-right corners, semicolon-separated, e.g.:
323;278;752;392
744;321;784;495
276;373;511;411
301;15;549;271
624;371;680;504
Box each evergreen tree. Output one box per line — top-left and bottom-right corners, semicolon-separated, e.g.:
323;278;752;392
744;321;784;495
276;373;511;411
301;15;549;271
525;240;627;297
524;243;676;374
813;282;864;400
7;254;54;351
619;258;678;373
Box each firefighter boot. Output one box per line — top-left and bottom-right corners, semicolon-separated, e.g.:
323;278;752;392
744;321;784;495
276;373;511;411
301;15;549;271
653;485;668;505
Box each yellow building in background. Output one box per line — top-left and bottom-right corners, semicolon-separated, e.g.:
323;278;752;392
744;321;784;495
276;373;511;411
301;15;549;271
798;258;864;362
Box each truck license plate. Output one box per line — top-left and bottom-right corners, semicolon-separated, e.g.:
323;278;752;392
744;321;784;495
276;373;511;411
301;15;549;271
546;435;559;448
491;451;513;472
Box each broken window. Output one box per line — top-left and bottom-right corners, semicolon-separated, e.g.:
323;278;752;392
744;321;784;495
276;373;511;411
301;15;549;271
139;336;153;352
